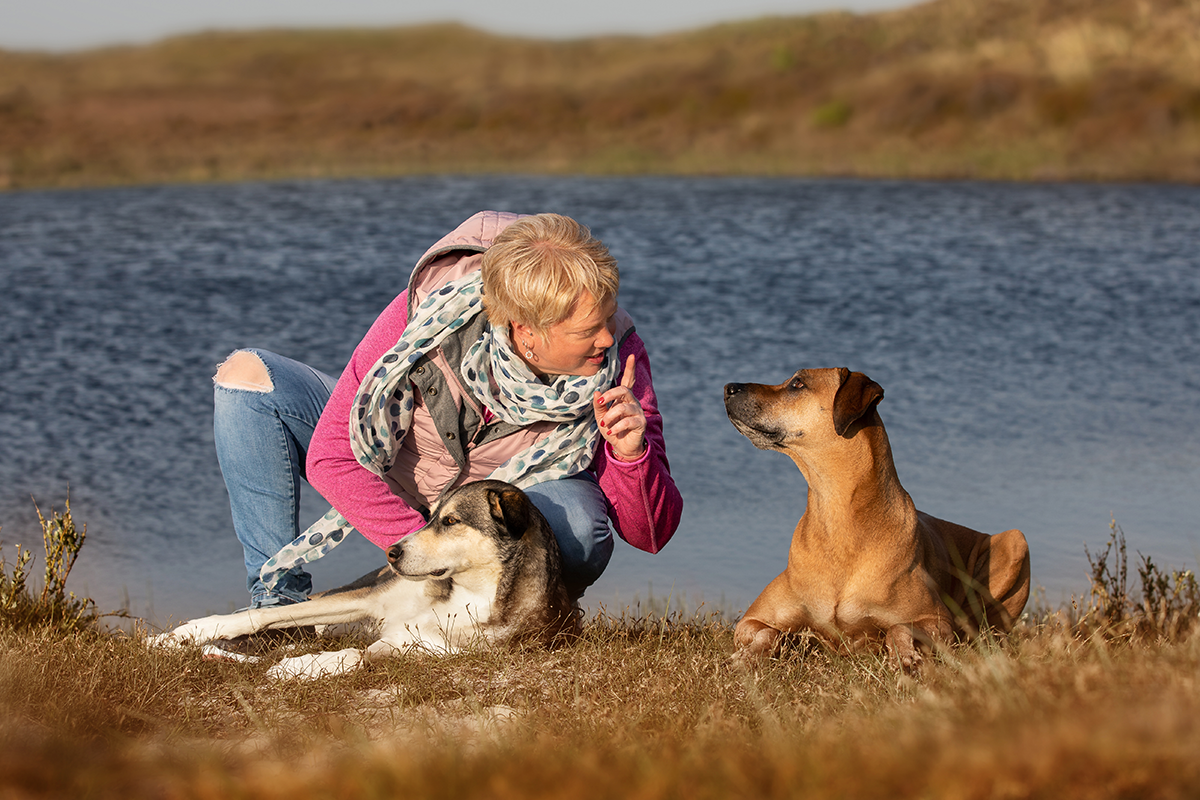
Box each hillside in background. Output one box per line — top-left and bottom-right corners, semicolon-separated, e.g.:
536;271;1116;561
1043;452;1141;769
1;0;1199;189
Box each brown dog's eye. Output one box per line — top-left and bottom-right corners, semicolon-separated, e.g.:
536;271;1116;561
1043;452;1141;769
790;378;805;390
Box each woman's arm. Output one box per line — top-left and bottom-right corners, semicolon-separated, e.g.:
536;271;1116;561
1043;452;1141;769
592;333;684;553
306;291;426;549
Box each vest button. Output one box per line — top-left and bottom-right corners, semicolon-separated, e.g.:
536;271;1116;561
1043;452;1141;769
446;432;456;440
427;386;438;396
414;366;425;375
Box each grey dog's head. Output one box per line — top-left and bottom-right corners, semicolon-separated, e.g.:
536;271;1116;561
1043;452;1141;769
386;480;545;580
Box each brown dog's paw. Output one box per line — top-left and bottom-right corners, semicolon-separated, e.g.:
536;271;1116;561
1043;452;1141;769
885;624;925;674
728;646;765;669
733;618;783;660
895;649;924;674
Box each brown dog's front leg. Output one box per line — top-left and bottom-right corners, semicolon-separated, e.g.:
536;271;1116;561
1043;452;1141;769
886;614;953;673
734;617;784;658
734;573;802;660
884;624;923;672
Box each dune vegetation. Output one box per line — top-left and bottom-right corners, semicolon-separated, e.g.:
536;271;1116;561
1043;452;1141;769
3;500;1200;798
2;0;1199;190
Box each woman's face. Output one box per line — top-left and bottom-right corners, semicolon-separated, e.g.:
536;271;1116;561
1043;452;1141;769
514;292;617;377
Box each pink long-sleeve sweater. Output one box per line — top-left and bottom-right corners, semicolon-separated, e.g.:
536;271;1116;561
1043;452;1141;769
306;289;683;555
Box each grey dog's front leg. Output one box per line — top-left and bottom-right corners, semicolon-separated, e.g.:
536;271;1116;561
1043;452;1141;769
153;596;376;646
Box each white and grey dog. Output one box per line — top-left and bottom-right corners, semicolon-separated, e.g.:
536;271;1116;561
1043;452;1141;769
152;480;579;679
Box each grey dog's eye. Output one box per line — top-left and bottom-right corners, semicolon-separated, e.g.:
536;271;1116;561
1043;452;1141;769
441;515;460;526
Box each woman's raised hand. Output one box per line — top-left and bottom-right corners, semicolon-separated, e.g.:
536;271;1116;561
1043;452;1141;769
594;354;647;462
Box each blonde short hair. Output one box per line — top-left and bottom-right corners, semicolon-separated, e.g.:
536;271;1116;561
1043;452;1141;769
481;213;619;338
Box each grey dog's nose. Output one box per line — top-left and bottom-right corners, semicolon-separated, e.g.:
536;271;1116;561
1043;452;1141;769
725;383;746;398
387;543;404;562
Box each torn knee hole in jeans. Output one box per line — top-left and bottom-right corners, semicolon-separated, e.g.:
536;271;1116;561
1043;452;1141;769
214;351;274;392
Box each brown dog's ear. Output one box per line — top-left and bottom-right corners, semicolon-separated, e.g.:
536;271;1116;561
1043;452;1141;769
831;369;884;436
487;487;531;539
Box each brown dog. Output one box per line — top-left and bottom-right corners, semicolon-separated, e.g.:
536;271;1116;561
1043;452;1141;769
724;368;1030;669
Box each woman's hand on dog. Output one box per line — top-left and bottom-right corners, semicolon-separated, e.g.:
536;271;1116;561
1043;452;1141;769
595;354;647;462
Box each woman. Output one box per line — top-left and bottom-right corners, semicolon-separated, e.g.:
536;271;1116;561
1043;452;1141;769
212;211;682;608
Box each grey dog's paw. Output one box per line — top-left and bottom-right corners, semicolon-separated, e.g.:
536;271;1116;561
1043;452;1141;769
267;648;364;680
147;614;256;647
145;621;218;648
167;617;232;645
200;643;263;663
145;631;186;649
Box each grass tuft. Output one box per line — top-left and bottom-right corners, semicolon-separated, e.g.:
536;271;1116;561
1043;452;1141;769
0;495;98;634
1076;518;1200;642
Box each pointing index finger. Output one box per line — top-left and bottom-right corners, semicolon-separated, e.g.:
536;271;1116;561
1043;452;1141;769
620;354;636;390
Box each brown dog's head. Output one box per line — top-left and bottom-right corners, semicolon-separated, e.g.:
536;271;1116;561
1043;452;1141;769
724;367;884;451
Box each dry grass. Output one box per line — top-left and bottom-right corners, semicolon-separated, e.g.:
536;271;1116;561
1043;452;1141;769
2;0;1199;190
3;611;1200;798
3;500;1200;798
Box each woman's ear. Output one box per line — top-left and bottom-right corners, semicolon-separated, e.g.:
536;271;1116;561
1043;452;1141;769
510;321;534;342
511;321;546;351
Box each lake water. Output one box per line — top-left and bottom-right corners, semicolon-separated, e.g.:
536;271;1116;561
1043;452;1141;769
2;175;1199;627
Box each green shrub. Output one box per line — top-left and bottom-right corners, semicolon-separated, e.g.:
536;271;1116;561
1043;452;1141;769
1079;518;1199;641
810;99;854;129
0;496;97;633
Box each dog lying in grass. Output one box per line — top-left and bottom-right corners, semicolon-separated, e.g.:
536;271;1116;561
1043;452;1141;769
725;368;1031;670
152;480;579;679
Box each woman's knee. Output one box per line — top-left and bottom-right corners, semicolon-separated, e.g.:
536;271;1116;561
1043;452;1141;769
214;350;274;392
566;531;613;596
522;476;613;596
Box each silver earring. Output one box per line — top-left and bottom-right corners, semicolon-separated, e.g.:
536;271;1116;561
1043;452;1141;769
523;342;534;359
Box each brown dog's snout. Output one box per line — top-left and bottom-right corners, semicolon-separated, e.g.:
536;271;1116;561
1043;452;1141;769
724;382;755;421
724;382;760;418
724;383;752;411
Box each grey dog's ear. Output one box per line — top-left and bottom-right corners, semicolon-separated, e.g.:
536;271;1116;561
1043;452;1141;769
487;487;532;539
831;369;884;437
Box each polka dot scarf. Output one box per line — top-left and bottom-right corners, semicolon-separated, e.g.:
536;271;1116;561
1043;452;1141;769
259;271;619;592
